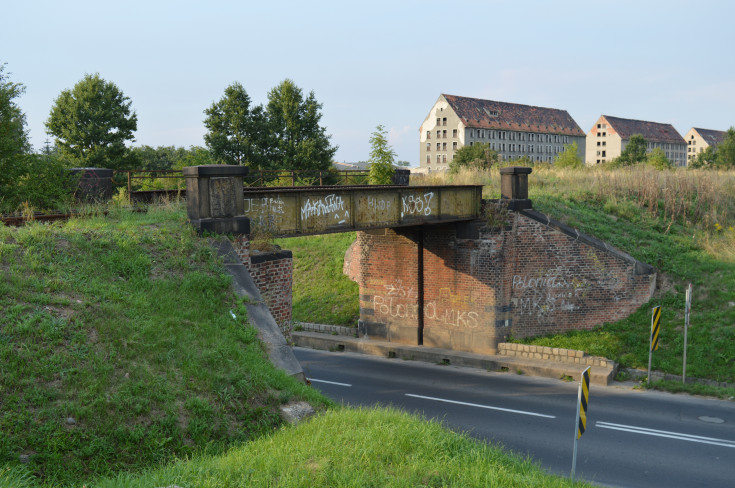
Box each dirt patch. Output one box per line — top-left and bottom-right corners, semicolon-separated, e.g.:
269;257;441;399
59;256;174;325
652;271;678;299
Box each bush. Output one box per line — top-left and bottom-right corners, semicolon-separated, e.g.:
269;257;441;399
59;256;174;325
0;153;77;213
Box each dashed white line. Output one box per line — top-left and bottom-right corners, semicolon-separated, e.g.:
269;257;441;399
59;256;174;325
308;378;352;387
405;393;556;419
596;421;735;448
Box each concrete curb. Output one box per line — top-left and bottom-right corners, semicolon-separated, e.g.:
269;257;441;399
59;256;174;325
293;331;615;386
211;237;305;382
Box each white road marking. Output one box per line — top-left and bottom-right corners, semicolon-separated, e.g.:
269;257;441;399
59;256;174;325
308;378;352;387
596;421;735;448
405;393;556;419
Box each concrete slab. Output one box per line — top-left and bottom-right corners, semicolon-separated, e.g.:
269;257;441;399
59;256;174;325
292;331;615;386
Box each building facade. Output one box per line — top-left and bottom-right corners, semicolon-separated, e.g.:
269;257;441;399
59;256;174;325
419;94;586;171
586;115;686;166
683;128;727;165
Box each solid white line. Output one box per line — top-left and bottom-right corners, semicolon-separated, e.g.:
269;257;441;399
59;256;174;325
308;378;352;387
405;393;556;418
596;421;735;448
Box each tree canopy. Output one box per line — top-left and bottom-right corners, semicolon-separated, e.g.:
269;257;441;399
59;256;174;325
265;79;337;171
46;73;137;170
367;124;396;184
203;82;268;167
645;147;672;170
0;63;30;163
553;142;583;169
611;134;647;166
448;143;498;173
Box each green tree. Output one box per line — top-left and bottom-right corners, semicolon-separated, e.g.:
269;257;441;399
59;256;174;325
611;134;647;166
553;142;583;169
46;73;137;170
448;143;498;173
204;82;269;167
265;79;337;171
714;127;735;168
367;125;396;185
690;145;717;169
0;63;30;163
646;147;672;170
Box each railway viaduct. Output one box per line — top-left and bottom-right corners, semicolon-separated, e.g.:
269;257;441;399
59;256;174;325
184;165;656;355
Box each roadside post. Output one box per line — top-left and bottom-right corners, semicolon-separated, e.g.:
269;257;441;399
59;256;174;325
570;366;591;482
683;284;692;384
647;306;662;386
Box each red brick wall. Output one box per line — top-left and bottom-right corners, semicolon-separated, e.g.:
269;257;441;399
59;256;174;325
346;208;655;353
248;251;293;338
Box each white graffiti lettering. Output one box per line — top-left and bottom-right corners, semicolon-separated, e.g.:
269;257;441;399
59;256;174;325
401;192;434;217
300;194;346;220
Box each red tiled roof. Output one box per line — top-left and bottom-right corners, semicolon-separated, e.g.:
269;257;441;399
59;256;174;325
693;128;727;146
443;94;585;136
602;115;684;145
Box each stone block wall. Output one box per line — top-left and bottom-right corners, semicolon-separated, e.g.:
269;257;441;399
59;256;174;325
497;343;614;368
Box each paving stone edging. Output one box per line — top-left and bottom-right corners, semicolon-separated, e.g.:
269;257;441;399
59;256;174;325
497;343;616;369
295;322;356;337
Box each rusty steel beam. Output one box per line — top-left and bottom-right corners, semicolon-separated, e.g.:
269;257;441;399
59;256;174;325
242;185;483;237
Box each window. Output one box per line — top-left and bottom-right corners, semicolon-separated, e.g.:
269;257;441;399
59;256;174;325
452;129;457;138
452;142;457;150
426;130;430;139
470;129;474;137
426;155;431;163
491;142;495;150
469;142;474;146
443;129;447;138
597;141;601;146
529;144;534;153
602;150;606;157
436;130;441;138
442;155;447;163
436;143;440;150
597;124;601;129
436;155;441;163
442;117;447;126
502;143;506;151
442;142;447;150
602;141;606;146
436;118;440;126
426;143;430;151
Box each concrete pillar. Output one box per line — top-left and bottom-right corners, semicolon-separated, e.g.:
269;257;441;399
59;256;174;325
499;166;532;210
182;165;250;234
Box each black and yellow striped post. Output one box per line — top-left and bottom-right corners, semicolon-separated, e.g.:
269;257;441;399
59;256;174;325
571;366;591;481
647;306;662;384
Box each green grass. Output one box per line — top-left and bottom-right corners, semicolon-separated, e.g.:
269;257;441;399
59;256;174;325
0;204;326;486
275;233;359;327
92;407;589;488
524;190;735;385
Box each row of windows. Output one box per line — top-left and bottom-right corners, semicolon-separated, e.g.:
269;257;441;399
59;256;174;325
468;141;565;153
436;117;447;126
469;129;569;143
426;154;559;164
428;129;458;139
688;147;704;153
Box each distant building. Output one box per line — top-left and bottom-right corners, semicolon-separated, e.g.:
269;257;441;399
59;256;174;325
586;115;686;166
683;128;727;164
419;94;586;171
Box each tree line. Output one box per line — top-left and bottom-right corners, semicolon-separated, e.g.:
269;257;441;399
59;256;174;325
0;64;345;211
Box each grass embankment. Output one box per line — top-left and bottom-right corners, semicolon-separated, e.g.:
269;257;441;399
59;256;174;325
0;204;326;486
86;408;588;488
286;167;735;394
2;203;583;487
423;167;735;392
275;232;359;327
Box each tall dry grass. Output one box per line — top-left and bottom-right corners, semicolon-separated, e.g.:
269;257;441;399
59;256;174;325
413;165;735;259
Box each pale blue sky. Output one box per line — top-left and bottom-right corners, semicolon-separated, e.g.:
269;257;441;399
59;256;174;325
3;0;734;164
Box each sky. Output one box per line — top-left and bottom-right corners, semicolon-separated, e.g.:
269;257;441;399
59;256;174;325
3;0;735;165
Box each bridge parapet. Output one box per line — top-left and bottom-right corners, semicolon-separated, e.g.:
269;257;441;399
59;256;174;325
243;185;483;237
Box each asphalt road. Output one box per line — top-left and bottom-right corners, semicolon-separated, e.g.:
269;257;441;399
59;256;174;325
294;347;735;488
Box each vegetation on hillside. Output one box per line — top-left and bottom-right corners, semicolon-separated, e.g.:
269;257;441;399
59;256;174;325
0;203;326;486
92;408;590;488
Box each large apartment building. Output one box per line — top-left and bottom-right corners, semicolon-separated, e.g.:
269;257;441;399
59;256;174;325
586;115;686;166
419;94;586;171
683;127;727;164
